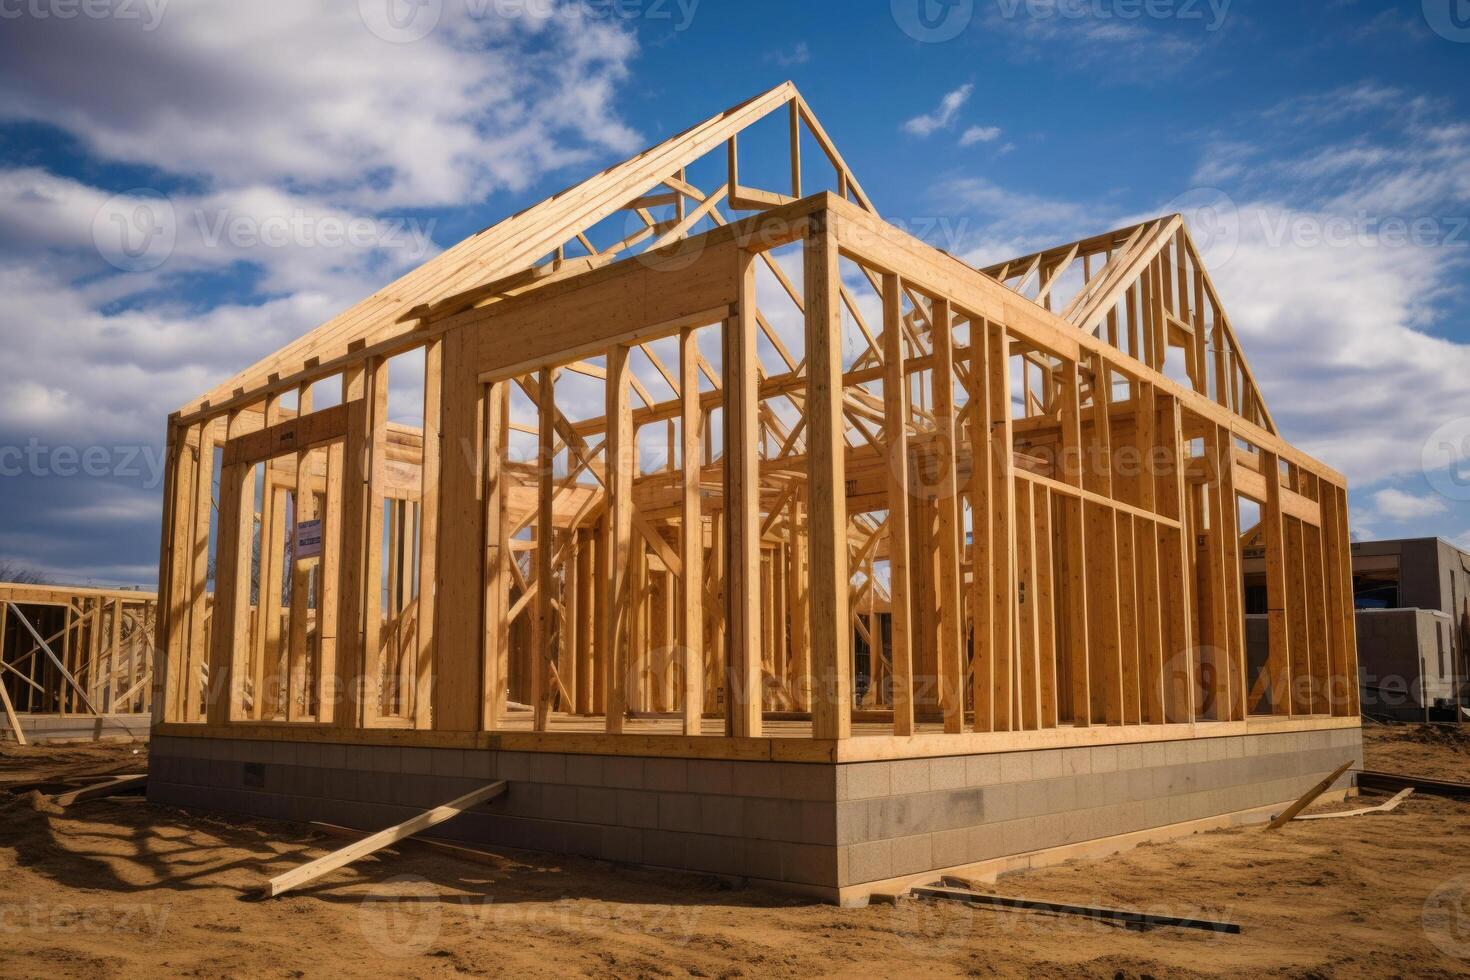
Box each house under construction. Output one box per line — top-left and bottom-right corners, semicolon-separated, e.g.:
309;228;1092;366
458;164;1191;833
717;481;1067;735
147;84;1361;903
0;582;156;743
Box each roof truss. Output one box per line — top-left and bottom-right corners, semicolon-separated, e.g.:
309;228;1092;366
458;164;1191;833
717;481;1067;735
982;217;1276;434
180;81;875;420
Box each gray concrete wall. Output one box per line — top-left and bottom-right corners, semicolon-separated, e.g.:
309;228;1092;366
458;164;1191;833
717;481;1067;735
3;712;150;743
833;726;1360;886
149;725;1360;897
148;739;844;890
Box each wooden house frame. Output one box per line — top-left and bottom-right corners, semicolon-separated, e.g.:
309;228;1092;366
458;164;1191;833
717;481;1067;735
149;85;1360;900
0;582;156;743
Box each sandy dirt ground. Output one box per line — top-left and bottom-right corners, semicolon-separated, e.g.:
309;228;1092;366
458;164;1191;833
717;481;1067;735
2;726;1469;979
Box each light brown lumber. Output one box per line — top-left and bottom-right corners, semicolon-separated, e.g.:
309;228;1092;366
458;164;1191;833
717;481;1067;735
929;297;964;736
724;255;763;737
604;345;634;734
679;327;705;735
534;367;555;732
805;216;851;740
1265;759;1354;830
7;601;102;718
1295;788;1412;821
308;821;508;867
881;274;914;736
261;780;507;898
0;669;25;746
51;773;147;807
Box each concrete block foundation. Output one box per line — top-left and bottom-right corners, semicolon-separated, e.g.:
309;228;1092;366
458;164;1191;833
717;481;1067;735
149;725;1361;903
4;712;151;743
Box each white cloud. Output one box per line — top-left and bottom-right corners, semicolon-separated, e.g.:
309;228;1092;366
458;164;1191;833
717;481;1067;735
1371;488;1449;521
978;2;1214;74
931;80;1470;556
0;2;647;584
960;125;1002;147
903;84;973;138
941;176;1097;265
0;1;641;209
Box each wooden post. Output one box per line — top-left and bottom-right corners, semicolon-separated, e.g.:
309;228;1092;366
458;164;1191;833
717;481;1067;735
534;367;555;732
361;359;390;724
1262;450;1291;716
252;395;286;720
206;410;256;726
315;413;344;724
483;381;510;729
575;528;595;715
988;324;1017;731
286;386;316;722
1134;383;1166;724
789;488;810;711
413;340;442;728
431;327;485;731
679;327;705;735
163;421;200;723
966;322;994;731
1161;395;1195;723
882;274;915;736
1058;358;1091;727
930;297;965;735
604;345;634;734
805;215;851;740
332;363;370;728
724;254;763;738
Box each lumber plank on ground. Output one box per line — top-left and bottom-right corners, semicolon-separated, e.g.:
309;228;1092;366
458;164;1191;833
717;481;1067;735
1266;759;1354;830
50;773;147;806
1295;788;1413;821
308;822;506;869
261;780;507;899
911;885;1241;934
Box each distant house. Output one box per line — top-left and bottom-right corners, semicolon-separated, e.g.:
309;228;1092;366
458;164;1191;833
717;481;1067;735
1349;538;1469;719
1241;535;1467;719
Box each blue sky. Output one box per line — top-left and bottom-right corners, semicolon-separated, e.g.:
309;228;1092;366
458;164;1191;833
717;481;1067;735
0;0;1467;585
